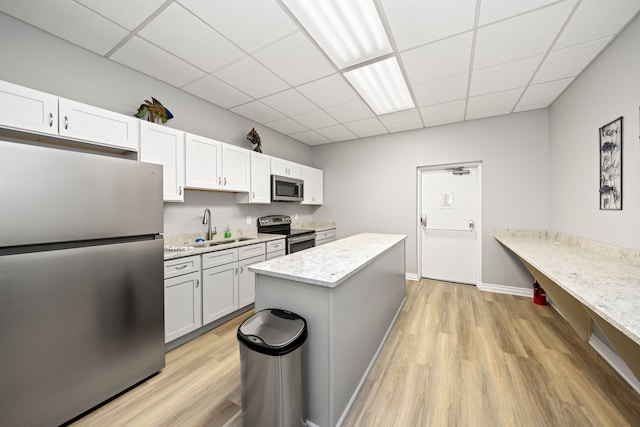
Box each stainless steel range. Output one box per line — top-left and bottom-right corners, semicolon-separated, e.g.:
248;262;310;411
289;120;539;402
258;215;316;254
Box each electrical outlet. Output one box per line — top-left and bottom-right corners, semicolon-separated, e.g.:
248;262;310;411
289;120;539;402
246;216;252;225
294;213;298;220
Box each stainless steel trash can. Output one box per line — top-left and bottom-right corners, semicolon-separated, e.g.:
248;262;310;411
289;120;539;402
237;309;307;427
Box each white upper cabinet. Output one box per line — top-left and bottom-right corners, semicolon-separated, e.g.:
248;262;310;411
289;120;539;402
185;133;222;190
58;98;139;151
271;156;302;179
221;143;250;192
139;121;185;202
301;165;324;205
0;80;58;136
236;151;271;204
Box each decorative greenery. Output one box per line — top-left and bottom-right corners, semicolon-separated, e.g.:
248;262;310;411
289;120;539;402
247;127;262;153
135;97;174;124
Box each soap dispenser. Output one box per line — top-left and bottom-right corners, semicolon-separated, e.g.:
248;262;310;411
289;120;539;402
224;226;231;239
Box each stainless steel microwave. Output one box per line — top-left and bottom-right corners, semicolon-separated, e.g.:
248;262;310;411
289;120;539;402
271;175;304;202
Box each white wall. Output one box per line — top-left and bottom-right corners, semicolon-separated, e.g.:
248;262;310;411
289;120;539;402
0;12;315;236
312;110;549;288
548;15;640;250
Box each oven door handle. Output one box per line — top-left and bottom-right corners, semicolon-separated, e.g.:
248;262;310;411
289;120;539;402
288;234;316;245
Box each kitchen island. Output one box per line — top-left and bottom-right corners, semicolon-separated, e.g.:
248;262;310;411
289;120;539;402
250;233;407;427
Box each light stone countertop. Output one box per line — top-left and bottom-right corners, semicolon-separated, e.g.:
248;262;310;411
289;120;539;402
249;232;407;288
494;229;640;346
163;233;285;260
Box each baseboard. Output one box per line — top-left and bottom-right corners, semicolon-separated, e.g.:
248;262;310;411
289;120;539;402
477;282;533;297
405;272;419;281
589;334;640;395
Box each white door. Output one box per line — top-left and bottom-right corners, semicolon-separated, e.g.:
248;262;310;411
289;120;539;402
420;165;479;285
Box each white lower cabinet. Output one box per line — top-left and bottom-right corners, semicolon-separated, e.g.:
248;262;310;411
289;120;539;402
202;260;238;325
266;238;286;260
238;254;266;307
164;256;202;344
316;229;336;246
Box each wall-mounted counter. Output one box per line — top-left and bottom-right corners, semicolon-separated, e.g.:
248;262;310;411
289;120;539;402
494;229;640;383
250;233;407;427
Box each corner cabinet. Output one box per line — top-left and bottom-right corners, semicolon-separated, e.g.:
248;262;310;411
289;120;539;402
0;80;58;136
236;151;271;204
58;98;139;151
185;133;222;190
139;121;185;202
301;165;323;205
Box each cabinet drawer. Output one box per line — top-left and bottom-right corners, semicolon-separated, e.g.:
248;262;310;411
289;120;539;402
164;255;201;279
316;229;336;240
266;249;286;260
202;248;238;269
239;243;266;260
266;239;286;253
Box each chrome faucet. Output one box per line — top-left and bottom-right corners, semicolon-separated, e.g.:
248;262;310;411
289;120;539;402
202;208;216;240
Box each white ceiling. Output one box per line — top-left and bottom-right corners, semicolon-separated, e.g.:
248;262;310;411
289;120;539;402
2;0;639;145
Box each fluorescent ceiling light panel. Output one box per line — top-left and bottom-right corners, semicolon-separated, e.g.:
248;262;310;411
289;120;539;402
281;0;393;69
344;57;415;115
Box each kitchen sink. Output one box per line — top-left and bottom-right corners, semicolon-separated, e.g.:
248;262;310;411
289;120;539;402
194;237;255;247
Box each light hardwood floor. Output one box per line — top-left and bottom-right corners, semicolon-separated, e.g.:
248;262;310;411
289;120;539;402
72;280;640;426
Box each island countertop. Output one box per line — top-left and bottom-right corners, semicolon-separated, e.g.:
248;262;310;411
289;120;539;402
249;232;407;288
494;229;640;346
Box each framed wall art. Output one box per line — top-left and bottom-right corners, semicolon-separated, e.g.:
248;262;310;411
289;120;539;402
599;116;623;210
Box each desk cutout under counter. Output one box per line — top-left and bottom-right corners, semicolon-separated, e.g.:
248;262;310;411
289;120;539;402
494;229;640;383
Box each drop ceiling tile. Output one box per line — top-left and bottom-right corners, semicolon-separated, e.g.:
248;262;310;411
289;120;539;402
254;32;335;86
231;101;285;123
401;32;473;85
138;3;244;72
265;117;308;135
555;0;640;49
289;130;330;145
419;100;466;127
470;55;543;96
291;109;339;129
381;0;476;50
111;36;205;87
261;89;318;116
324;100;374;123
513;101;549;113
466;88;523;120
214;56;289;98
479;0;567;26
413;73;468;107
344;118;389;138
297;74;359;108
378;109;424;132
518;77;574;107
74;0;165;30
533;38;611;83
183;75;252;108
315;125;358;142
474;1;574;69
0;0;128;55
179;0;298;53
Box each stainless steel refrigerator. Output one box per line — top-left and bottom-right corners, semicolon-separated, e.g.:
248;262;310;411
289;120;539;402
0;141;165;426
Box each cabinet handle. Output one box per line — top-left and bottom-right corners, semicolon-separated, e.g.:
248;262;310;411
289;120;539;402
240;266;244;274
175;264;188;270
195;278;200;288
218;177;221;185
252;192;255;200
224;177;227;186
235;267;238;275
64;116;68;130
49;113;53;127
178;186;183;195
